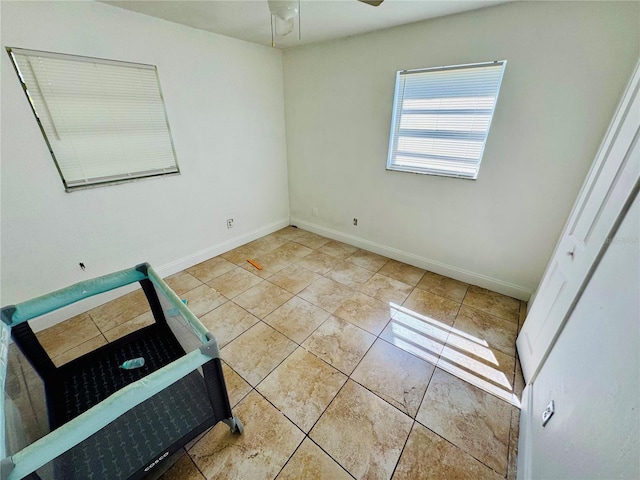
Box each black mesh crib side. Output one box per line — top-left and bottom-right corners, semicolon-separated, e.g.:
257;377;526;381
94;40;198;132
1;263;242;480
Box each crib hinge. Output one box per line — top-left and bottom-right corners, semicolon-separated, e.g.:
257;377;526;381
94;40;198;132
200;334;221;359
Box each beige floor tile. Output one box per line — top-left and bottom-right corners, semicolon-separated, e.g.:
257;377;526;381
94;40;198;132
182;285;227;317
103;311;155;342
160;453;205;480
352;339;434;418
310;380;412;480
246;235;290;256
347;249;389;272
378;260;425;286
318;240;359;260
293;230;332;249
416;369;511;475
439;307;517;400
276;438;352;480
302;316;375;375
220;245;255;265
207;267;262;299
187;257;237;283
380;305;449;365
233;282;293;319
334;292;393;336
199;302;259;347
437;342;516;406
270;226;305;241
271;242;314;261
298;277;354;313
221;322;297;386
164;271;203;296
451;305;517;357
325;260;374;288
518;301;527;334
463;286;520;324
507;406;520;480
264;297;330;344
221;362;252;408
416;271;468;303
403;289;460;325
258;348;347;432
357;273;413;305
241;250;292;279
294;251;340;275
514;354;525;402
268;264;322;295
52;335;108;367
89;288;149;332
189;390;304;480
37;313;102;358
393;423;503;480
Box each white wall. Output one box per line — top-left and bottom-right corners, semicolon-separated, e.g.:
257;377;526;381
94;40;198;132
522;191;639;479
0;1;289;306
282;1;639;299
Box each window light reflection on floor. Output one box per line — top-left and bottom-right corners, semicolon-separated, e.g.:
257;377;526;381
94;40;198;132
386;303;521;408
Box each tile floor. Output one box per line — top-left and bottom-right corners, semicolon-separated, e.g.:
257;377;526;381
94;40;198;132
29;226;526;479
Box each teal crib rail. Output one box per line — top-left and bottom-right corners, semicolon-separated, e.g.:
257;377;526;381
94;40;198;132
0;263;221;480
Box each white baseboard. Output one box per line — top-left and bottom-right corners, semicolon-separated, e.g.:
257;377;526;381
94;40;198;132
290;218;532;301
28;218;290;332
27;215;530;332
153;218;290;279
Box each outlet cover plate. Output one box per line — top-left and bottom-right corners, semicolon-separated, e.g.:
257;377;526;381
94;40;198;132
542;400;554;427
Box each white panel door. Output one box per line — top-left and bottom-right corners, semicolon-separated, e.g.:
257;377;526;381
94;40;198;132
517;61;640;383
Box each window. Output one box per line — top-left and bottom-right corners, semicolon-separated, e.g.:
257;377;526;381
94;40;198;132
7;48;179;191
387;61;506;179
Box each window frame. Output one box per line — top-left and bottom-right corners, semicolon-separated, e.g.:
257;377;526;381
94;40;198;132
6;47;180;192
386;60;506;180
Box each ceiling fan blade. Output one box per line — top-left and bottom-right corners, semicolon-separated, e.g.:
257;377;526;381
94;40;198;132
358;0;384;6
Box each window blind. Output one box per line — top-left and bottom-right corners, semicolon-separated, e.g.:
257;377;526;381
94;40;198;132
7;48;179;191
387;61;506;179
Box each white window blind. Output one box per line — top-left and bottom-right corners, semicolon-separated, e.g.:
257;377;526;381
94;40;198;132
387;61;506;179
7;48;179;191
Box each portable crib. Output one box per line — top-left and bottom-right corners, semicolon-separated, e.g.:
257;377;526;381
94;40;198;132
0;263;242;480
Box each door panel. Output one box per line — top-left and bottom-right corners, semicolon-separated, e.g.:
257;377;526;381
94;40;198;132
517;62;640;383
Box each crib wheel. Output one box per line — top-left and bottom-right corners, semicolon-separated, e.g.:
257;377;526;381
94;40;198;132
231;417;243;435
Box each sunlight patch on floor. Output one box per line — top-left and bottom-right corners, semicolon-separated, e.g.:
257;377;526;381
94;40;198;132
386;303;521;408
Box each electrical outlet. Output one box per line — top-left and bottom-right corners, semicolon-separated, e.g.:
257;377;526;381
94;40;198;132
353;218;358;226
312;206;318;217
226;218;234;229
542;400;555;426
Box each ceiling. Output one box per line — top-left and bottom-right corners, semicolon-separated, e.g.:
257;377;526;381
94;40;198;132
101;0;507;49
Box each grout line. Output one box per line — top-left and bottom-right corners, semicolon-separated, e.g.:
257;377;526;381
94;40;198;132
389;419;417;480
271;436;307;480
305;436;358;479
417;422;508;478
301;377;350;440
187;452;207;480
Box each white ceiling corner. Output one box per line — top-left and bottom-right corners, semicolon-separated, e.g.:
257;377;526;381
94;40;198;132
100;0;508;49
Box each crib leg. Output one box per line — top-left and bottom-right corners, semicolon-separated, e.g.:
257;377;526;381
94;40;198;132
222;416;244;435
